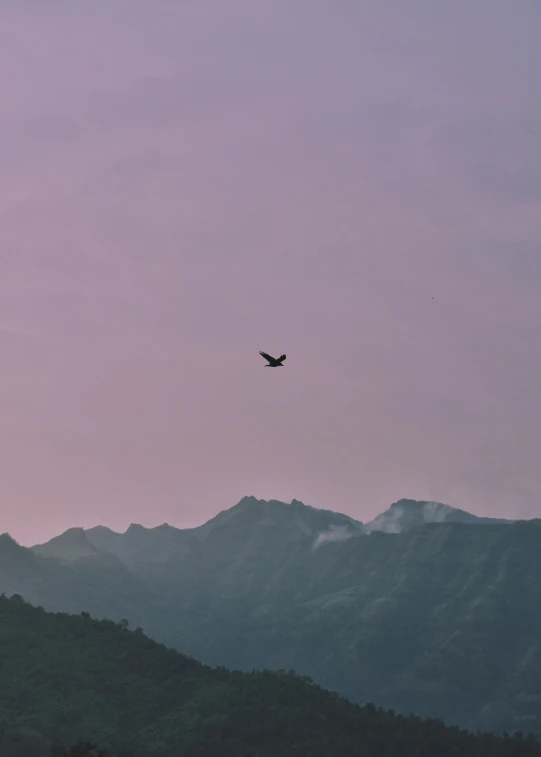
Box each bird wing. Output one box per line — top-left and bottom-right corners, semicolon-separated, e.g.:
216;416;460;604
259;351;275;362
278;354;286;362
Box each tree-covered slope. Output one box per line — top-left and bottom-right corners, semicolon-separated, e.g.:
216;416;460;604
1;595;541;757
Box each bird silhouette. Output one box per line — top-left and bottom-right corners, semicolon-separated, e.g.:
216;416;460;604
259;351;286;367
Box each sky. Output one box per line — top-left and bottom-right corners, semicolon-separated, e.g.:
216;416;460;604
1;1;540;546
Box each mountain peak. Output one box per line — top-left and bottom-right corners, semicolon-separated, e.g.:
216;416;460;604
84;525;123;554
364;498;513;534
194;496;363;547
391;498;434;508
125;522;145;533
0;532;21;548
0;532;34;561
231;495;307;509
32;527;100;562
87;525;118;535
0;533;37;577
234;495;261;509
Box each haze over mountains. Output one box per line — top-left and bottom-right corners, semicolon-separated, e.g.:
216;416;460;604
2;496;540;736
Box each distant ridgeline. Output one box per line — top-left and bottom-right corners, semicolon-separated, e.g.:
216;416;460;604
1;495;540;738
1;594;541;757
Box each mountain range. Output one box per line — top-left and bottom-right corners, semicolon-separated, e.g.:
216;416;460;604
2;496;540;736
4;594;541;757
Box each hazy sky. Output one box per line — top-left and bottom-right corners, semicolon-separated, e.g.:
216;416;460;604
1;1;540;545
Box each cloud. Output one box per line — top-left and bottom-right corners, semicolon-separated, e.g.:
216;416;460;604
312;525;358;551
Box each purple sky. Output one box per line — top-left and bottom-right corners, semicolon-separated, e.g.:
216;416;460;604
1;1;540;546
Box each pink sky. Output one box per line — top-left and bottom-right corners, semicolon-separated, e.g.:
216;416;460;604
1;1;540;546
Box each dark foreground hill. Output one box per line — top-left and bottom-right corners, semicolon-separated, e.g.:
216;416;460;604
2;497;541;735
1;595;540;757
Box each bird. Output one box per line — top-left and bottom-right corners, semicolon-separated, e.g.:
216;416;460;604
259;351;286;367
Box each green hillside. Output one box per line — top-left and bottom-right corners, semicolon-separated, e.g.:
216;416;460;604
1;595;541;757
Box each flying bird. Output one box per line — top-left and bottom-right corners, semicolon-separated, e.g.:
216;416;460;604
259;351;286;367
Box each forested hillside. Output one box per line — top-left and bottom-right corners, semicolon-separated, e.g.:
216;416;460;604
1;595;541;757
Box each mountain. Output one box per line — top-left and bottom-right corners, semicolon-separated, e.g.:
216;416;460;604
1;594;540;757
84;496;364;566
0;533;40;596
33;527;102;562
2;497;540;735
0;530;159;630
194;495;363;537
140;513;541;736
85;522;198;570
363;498;513;533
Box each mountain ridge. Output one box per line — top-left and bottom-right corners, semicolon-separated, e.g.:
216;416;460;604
31;495;518;557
